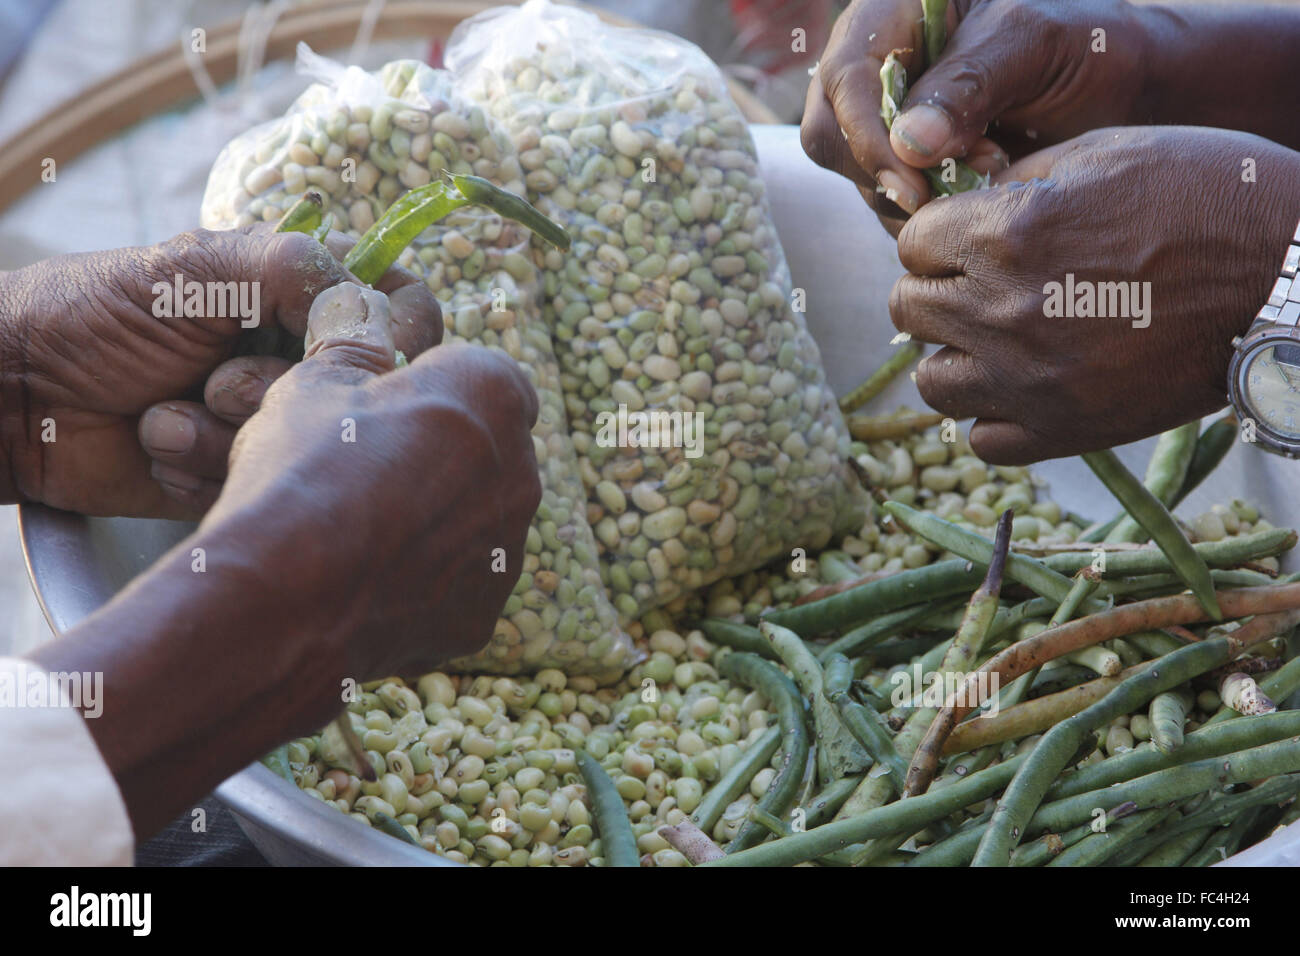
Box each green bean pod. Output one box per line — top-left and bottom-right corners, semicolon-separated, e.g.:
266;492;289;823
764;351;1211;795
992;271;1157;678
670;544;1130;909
1081;449;1221;620
691;725;782;834
716;653;812;852
764;558;986;636
447;173;571;251
838;341;923;414
972;625;1291;866
1173;413;1238;508
1045;808;1174;867
273;190;324;234
697;619;779;661
1105;422;1199;543
577;750;639;867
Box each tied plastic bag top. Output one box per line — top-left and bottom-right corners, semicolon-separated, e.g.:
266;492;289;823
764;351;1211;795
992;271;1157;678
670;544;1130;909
448;0;869;621
201;46;633;679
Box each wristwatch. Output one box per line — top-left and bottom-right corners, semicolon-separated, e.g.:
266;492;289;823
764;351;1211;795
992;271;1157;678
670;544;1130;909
1226;218;1300;458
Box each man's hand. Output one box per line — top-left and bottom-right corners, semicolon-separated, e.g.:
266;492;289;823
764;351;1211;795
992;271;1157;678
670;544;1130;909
0;225;440;518
32;282;540;836
802;0;1150;232
889;126;1300;463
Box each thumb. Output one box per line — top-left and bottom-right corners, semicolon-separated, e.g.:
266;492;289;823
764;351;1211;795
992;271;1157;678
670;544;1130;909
299;282;397;381
889;9;1034;168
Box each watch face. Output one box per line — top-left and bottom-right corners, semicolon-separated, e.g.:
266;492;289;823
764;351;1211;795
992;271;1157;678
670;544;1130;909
1240;339;1300;441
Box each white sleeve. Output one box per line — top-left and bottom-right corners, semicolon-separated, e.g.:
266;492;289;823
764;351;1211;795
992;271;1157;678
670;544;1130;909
0;657;134;865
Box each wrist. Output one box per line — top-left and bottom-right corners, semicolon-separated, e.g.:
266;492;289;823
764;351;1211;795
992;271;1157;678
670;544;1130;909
29;513;344;837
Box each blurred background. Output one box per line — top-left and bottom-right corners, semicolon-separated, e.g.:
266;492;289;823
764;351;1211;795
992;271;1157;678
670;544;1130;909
0;0;843;656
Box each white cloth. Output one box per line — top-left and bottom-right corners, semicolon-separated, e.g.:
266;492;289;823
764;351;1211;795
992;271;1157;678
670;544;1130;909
0;657;133;865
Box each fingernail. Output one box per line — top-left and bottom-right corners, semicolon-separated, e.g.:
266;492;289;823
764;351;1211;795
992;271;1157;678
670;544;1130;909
876;170;919;215
209;373;268;420
892;104;952;159
141;407;195;455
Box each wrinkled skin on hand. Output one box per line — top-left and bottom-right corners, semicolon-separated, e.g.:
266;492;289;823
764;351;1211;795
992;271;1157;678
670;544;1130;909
889;127;1300;463
202;284;543;685
0;225;439;517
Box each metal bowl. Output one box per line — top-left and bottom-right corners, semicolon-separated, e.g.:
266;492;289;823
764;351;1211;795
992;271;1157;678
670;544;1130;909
17;126;1300;866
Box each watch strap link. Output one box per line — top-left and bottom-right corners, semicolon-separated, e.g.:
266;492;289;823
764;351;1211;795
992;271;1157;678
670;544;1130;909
1260;219;1300;326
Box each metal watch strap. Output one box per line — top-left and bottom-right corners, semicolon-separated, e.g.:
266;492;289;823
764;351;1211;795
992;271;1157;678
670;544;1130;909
1257;218;1300;328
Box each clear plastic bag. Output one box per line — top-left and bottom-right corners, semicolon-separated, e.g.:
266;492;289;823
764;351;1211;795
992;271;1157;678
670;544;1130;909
448;0;868;620
200;47;633;678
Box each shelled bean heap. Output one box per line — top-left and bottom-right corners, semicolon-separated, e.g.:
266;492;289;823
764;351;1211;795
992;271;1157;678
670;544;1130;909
448;2;868;622
201;59;631;676
293;627;778;867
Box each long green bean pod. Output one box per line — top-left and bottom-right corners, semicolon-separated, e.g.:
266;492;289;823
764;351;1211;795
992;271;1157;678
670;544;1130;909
1105;422;1199;543
1173;413;1238;508
1010;803;1138;867
884;501;1102;611
691;725;782;834
577;750;639;867
1081;414;1237;542
1108;775;1300;865
1081;449;1222;620
838;341;923;414
971;619;1298;866
717;653;812;852
1136;826;1215;866
824;653;910;789
697;619;780;661
701;754;1028;868
343;174;568;286
761;621;869;785
1045;809;1174;867
372;811;419;845
764;558;986;635
818;600;964;662
1149;689;1193;754
941;738;1300;867
1042;528;1295;578
1186;807;1262;866
922;0;949;67
1048;709;1300;801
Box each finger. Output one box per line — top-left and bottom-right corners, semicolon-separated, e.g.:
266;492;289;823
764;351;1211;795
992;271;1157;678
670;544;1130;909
138;401;238;480
149;461;224;513
964;137;1011;177
889;274;978;353
889;4;1045;167
143;225;352;339
968;419;1044;466
993;137;1084;185
204;355;294;424
409;341;541;434
913;345;1005;421
808;0;933;215
321;231;442;357
299;283;396;384
856;183;908;238
895;190;984;277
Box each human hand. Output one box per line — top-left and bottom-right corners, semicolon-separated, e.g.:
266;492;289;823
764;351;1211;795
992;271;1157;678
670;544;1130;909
0;225;439;517
888;126;1300;462
200;283;541;686
801;0;1150;233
